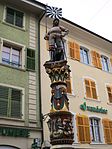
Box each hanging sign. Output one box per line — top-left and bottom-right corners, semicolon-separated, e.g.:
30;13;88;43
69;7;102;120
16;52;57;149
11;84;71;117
80;102;107;114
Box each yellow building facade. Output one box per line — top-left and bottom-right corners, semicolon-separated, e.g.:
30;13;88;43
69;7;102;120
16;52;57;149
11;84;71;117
40;16;112;149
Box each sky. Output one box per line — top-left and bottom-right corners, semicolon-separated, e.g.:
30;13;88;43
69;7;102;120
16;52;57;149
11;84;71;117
37;0;112;41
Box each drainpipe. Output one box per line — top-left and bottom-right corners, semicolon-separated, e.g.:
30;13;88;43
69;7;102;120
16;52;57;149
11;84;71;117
37;10;45;146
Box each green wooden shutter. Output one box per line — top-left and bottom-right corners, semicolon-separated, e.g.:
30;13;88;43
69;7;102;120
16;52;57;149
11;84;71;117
0;86;9;116
27;48;35;70
11;88;22;118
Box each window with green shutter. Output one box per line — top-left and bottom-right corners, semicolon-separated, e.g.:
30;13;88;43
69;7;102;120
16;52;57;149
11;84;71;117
27;49;35;70
0;86;22;119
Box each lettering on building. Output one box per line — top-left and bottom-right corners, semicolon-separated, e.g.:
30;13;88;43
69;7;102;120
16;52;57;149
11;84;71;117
80;102;108;114
0;127;30;137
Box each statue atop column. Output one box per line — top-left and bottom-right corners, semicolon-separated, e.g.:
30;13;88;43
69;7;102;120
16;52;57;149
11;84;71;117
44;18;69;61
43;5;74;147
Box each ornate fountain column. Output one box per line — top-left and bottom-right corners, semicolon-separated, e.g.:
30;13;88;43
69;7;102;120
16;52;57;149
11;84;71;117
44;18;74;148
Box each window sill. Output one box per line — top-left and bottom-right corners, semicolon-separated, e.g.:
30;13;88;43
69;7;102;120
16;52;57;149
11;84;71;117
26;68;36;72
84;97;101;102
90;142;106;145
0;63;26;72
0;116;25;122
2;21;26;32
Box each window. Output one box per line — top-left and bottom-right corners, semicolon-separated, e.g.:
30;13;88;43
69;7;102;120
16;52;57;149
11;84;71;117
101;56;109;72
0;85;22;119
80;47;89;64
76;115;91;143
5;7;24;28
27;49;35;70
91;51;102;69
66;72;72;94
90;118;101;142
106;85;112;103
2;43;22;68
102;119;112;144
68;41;80;61
84;78;97;99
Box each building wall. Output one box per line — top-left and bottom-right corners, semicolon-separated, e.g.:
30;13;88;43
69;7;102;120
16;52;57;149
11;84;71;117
0;0;43;148
40;17;112;148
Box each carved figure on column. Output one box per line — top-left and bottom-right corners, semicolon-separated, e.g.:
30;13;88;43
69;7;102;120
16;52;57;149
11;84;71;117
44;18;69;61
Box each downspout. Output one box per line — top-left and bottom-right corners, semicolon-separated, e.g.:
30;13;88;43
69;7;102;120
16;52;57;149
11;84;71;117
37;10;45;146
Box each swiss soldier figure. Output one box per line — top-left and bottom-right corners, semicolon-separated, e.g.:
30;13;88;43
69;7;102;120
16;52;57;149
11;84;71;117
44;18;69;61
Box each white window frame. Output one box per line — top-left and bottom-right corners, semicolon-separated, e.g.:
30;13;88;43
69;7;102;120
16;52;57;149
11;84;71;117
89;115;104;144
101;55;109;72
3;6;25;29
80;46;90;65
0;83;25;120
0;38;25;69
82;76;100;101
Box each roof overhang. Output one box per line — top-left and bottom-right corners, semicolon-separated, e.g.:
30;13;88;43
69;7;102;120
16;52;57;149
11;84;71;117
0;0;45;16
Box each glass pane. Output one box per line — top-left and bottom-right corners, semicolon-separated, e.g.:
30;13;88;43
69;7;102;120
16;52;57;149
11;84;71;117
12;49;20;67
2;46;10;64
94;126;100;142
90;118;101;142
80;48;89;64
2;46;10;53
15;11;23;27
104;61;109;71
102;57;109;71
80;49;83;62
6;7;14;24
12;48;20;55
90;125;94;141
83;50;89;64
12;55;19;63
